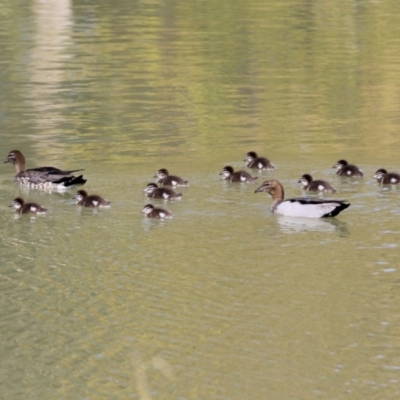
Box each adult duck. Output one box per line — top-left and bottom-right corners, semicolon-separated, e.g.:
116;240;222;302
255;179;350;218
4;150;86;190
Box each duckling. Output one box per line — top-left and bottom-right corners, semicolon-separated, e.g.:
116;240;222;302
255;179;350;218
243;151;275;171
9;197;47;215
219;166;257;183
154;168;188;186
141;204;173;219
73;190;111;207
298;174;336;193
143;183;182;200
333;159;363;177
373;168;400;185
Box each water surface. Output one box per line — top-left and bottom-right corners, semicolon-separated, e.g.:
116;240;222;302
1;0;400;399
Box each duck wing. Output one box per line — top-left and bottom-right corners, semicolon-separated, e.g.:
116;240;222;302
276;198;350;218
29;166;84;174
18;169;86;186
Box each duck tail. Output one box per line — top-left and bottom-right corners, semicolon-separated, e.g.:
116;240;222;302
322;202;350;218
55;175;87;187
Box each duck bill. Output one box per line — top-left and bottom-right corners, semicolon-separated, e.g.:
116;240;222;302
254;185;263;193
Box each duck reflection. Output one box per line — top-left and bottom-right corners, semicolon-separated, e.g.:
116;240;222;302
276;215;349;236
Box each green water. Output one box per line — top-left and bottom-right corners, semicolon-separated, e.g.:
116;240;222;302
1;0;400;399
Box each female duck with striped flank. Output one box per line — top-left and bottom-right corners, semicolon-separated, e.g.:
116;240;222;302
255;179;350;218
4;150;86;190
219;166;258;183
143;183;182;200
298;174;336;193
10;197;47;215
73;190;111;207
244;151;275;171
373;168;400;185
154;168;188;186
141;204;173;219
333;159;363;177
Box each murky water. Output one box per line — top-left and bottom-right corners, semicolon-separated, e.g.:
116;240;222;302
1;0;400;399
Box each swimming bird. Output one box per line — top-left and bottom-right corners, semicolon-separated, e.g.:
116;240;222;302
154;168;188;186
255;179;350;218
333;159;363;177
373;168;400;185
298;174;336;193
73;190;110;207
219;166;258;183
244;151;275;171
4;150;86;190
143;183;182;200
141;204;173;219
9;197;47;215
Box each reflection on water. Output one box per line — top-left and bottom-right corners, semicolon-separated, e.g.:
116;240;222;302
28;0;72;145
276;215;349;235
1;0;400;399
134;354;175;400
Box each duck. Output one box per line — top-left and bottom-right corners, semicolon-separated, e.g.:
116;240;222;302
73;190;111;207
373;168;400;185
333;159;363;177
143;183;182;200
9;197;47;215
4;150;87;190
298;174;336;193
141;204;173;219
244;151;275;171
154;168;188;186
254;179;350;218
219;166;258;183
